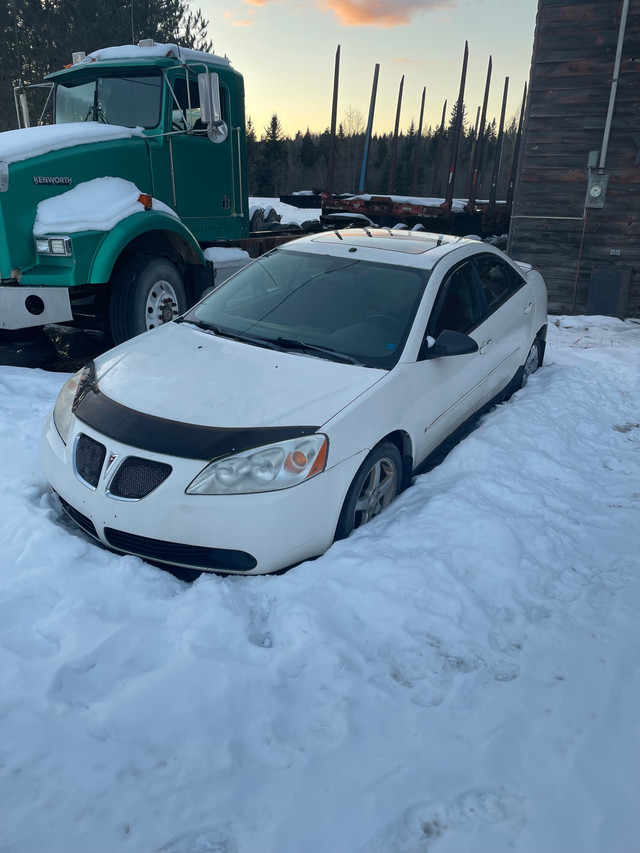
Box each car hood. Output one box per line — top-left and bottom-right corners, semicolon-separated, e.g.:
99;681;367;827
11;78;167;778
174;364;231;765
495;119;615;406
93;320;386;429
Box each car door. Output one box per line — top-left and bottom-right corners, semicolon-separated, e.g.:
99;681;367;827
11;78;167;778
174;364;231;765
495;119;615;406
470;254;535;403
409;260;489;464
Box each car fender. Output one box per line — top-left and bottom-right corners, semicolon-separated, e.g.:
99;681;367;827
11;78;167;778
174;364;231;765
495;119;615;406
88;210;205;285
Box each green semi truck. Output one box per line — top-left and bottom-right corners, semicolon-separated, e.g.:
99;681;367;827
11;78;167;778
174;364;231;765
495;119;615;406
0;41;278;343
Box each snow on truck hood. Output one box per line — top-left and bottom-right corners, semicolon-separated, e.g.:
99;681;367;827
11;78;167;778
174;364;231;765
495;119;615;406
33;177;177;235
0;122;144;165
92;321;385;431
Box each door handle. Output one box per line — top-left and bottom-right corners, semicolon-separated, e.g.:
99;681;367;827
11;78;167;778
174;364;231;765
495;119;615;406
479;339;492;354
524;302;533;314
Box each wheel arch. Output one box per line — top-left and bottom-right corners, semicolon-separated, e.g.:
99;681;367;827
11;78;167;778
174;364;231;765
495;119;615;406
88;211;206;297
373;429;413;492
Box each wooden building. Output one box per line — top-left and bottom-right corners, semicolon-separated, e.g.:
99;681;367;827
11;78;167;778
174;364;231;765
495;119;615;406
508;0;640;317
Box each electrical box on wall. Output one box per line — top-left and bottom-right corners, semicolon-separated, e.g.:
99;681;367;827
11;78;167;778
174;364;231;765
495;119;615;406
585;173;609;209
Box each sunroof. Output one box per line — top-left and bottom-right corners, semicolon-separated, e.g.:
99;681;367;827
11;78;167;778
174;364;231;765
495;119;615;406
312;229;455;255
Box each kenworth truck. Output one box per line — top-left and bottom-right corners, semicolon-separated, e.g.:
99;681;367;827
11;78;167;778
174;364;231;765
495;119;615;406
0;41;295;343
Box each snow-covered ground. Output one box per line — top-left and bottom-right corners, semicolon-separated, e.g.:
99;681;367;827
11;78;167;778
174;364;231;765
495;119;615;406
1;316;639;853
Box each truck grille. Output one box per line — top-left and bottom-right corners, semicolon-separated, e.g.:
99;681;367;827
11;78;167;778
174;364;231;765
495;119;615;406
75;434;106;488
108;457;172;500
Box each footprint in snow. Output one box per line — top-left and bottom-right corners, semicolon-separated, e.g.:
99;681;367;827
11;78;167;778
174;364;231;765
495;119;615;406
47;626;169;707
154;825;237;853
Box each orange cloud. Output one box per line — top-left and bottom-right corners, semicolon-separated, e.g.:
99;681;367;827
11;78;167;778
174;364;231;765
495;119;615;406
238;0;454;26
318;0;453;26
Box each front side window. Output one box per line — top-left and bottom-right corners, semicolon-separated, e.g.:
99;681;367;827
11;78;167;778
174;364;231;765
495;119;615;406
473;255;525;312
428;262;483;338
55;72;162;128
183;250;427;369
170;74;227;132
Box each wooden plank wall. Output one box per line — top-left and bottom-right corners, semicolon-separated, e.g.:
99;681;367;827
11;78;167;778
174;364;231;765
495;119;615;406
508;0;640;317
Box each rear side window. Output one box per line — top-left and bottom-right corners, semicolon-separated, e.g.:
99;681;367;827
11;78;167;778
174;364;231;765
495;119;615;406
428;262;483;337
473;256;525;312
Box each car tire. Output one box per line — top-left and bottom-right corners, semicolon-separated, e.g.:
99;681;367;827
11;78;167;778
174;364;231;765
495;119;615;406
503;337;543;400
335;442;402;540
110;257;186;344
521;338;542;389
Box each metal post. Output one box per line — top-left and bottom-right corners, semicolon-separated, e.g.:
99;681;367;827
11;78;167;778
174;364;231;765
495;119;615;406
443;41;469;212
465;55;491;212
411;87;426;195
358;64;380;195
506;82;527;212
488;76;509;208
326;45;340;196
388;75;404;193
431;99;448;197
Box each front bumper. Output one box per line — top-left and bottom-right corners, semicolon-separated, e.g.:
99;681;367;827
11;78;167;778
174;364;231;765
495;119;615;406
41;412;363;575
0;284;72;329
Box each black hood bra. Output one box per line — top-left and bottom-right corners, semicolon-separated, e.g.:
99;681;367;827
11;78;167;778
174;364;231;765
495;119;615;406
74;385;319;461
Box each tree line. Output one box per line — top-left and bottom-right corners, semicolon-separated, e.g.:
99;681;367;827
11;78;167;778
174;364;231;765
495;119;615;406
249;107;522;201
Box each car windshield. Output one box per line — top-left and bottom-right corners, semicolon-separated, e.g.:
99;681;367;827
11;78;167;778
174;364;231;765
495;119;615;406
55;72;162;128
182;249;428;369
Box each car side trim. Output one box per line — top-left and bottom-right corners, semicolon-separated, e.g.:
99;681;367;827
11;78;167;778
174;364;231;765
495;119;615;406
74;387;319;461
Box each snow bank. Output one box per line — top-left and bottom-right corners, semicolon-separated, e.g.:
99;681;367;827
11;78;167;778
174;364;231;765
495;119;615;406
33;177;177;235
1;316;639;853
0;123;144;165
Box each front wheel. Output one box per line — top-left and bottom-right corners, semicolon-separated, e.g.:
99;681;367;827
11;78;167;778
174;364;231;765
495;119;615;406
110;257;186;344
335;442;402;540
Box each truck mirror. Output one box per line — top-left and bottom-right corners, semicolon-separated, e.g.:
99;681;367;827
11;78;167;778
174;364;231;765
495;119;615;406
198;72;228;143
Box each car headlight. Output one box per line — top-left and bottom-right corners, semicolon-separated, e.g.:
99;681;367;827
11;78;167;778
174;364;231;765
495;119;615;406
186;434;328;495
52;362;96;444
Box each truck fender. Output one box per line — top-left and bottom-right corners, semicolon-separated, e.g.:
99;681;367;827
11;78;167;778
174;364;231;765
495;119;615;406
88;210;206;287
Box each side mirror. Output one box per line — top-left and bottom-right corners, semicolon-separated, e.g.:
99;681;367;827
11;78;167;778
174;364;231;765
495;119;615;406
197;72;228;143
422;329;479;359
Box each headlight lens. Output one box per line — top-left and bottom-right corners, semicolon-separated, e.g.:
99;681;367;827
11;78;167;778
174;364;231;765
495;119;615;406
35;236;72;256
52;362;95;444
187;434;328;495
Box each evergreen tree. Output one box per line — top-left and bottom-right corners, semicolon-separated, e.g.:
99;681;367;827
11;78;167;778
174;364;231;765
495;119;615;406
300;128;317;170
1;0;212;131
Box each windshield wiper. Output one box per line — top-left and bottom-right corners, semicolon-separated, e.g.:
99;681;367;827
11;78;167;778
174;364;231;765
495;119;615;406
274;337;363;365
180;318;282;349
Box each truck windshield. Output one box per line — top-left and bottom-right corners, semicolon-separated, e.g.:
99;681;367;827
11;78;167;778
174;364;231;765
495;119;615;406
182;249;427;370
55;72;162;128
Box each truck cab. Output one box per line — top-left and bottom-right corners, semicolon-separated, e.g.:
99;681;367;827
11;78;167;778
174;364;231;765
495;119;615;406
0;41;249;341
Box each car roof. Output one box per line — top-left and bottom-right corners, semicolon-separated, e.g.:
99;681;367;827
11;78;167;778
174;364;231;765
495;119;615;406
277;228;490;271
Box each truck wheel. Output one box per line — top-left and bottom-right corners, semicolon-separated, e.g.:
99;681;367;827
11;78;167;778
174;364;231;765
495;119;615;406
110;257;186;344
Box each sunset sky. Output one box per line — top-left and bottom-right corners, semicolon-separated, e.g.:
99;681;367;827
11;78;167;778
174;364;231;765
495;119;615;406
200;0;540;137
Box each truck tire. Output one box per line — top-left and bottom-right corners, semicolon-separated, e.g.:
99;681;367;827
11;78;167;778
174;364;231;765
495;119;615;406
110;257;186;344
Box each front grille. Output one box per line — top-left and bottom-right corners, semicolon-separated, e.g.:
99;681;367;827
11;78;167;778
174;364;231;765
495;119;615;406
57;494;99;540
75;433;106;488
108;457;172;500
104;528;257;572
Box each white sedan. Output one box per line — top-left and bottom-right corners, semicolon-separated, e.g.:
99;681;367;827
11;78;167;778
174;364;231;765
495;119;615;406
41;229;547;575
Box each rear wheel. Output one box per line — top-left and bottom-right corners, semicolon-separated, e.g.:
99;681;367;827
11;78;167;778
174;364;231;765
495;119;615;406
110;257;186;344
521;339;542;388
335;442;402;540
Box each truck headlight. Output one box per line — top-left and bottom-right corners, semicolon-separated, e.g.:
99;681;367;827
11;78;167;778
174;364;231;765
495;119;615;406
187;434;328;495
35;236;72;256
52;362;96;444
